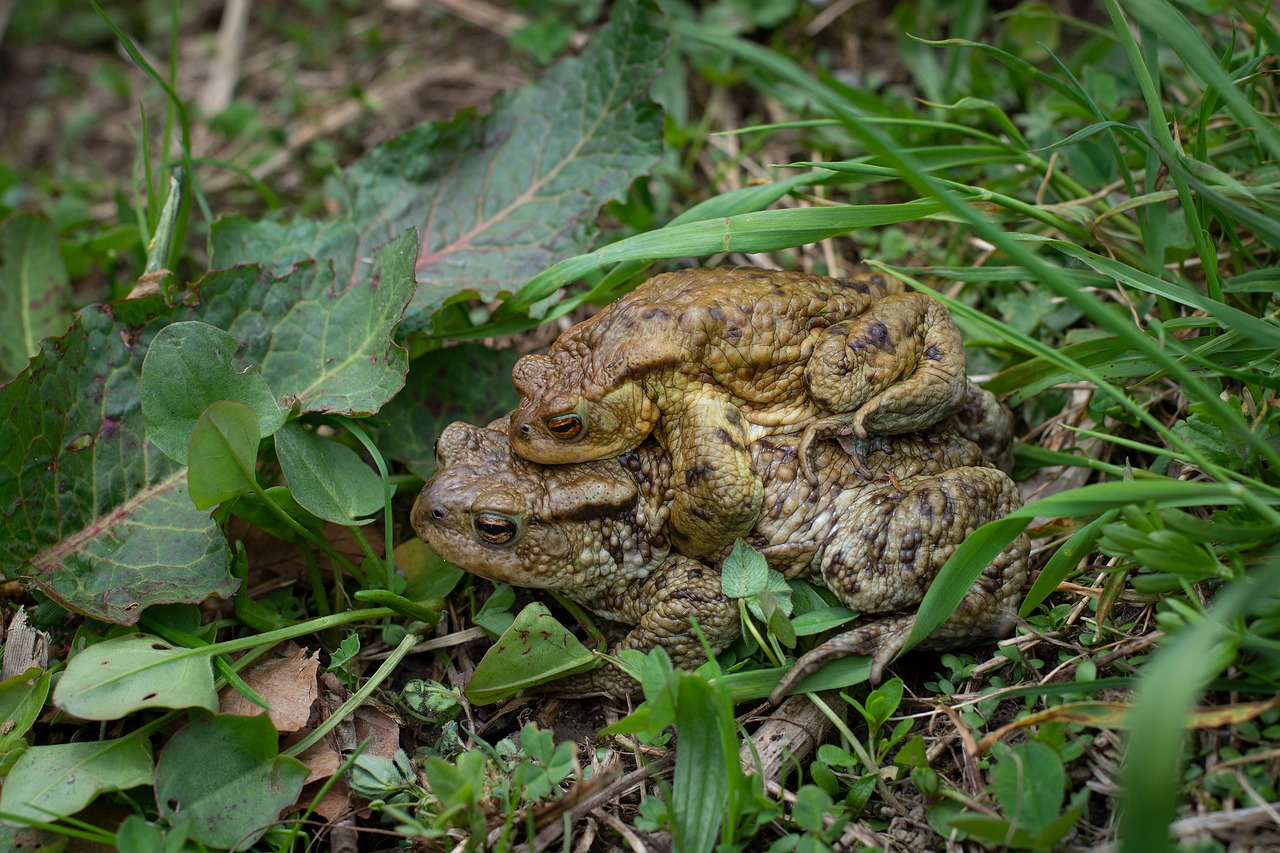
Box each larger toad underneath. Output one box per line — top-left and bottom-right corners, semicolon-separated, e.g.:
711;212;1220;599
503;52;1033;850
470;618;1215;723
508;268;969;562
414;417;1028;699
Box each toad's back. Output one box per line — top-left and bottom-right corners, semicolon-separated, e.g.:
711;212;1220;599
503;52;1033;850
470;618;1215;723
567;268;902;404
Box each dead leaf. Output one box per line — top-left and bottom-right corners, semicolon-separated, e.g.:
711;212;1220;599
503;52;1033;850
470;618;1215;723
220;645;320;732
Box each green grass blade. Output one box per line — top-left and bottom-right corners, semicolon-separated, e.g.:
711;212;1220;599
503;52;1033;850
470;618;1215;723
1119;562;1280;853
1047;242;1280;350
907;480;1273;650
672;674;727;852
495;199;945;315
1019;510;1119;617
1123;0;1280;162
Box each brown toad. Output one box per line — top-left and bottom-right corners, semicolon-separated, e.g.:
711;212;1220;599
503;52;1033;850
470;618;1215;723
508;267;969;562
412;417;1027;698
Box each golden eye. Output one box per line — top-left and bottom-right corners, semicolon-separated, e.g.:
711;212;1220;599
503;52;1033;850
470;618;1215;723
546;413;584;441
474;512;518;545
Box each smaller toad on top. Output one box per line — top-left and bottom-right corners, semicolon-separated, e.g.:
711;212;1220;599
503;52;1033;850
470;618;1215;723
509;267;969;560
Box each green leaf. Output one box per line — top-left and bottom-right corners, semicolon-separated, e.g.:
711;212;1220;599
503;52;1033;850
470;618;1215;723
464;603;598;704
1171;403;1252;471
946;813;1040;849
184;230;418;416
791;606;858;636
140;321;285;465
473;583;517;637
672;673;727;853
395;537;466;601
0;300;236;624
506;199;947;315
990;741;1064;839
721;539;769;599
0;212;73;379
0;824;64;851
375;343;521;479
0;668;51;755
1033;791;1088;850
53;632;218;720
790;785;833;834
273;422;383;524
209;0;665;332
0;735;153;825
187;401;260;510
229;485;324;542
155;714;308;851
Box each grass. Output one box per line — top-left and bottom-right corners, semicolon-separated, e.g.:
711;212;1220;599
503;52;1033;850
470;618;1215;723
1;0;1278;850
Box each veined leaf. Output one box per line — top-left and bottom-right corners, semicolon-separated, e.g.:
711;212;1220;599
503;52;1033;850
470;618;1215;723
209;0;665;333
0;736;153;825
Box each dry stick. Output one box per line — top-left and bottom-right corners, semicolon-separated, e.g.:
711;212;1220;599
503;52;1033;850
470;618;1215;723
0;607;49;680
739;693;839;783
593;810;647;853
430;0;526;37
805;0;866;35
201;0;252;115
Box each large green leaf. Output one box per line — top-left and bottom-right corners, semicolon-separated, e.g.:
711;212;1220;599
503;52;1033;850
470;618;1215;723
155;714;308;851
0;229;415;622
208;0;665;333
180;229;418;416
672;674;728;853
0;213;73;380
0;299;235;623
0;736;153;825
53;632;218;720
464;603;598;704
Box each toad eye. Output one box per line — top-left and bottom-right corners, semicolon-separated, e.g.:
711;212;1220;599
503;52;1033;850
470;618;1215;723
545;413;584;441
474;512;518;545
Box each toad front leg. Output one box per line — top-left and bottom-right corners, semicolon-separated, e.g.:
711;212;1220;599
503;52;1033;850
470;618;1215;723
800;292;967;478
547;554;741;698
661;397;763;561
769;467;1028;703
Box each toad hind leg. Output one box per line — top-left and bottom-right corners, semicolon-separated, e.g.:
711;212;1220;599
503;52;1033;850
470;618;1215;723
770;468;1029;704
767;613;915;704
801;293;967;479
663;399;763;561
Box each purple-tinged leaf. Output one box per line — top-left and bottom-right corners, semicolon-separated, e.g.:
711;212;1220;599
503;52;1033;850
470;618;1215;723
0;299;236;624
208;0;665;332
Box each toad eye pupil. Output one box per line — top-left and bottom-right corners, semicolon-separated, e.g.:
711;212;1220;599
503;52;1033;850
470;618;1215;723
474;514;517;544
546;414;584;440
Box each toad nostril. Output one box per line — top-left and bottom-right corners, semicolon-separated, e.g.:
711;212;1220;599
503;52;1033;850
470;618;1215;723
519;423;533;437
431;506;445;520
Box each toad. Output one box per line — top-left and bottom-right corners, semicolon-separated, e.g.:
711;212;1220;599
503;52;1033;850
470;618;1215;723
413;417;1028;699
508;267;969;562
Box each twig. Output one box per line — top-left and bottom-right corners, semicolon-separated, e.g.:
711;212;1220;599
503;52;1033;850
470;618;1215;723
739;693;839;783
430;0;526;37
201;0;252;115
